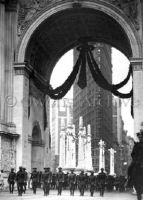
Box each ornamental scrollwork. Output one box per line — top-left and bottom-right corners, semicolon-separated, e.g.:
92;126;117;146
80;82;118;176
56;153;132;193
17;0;139;36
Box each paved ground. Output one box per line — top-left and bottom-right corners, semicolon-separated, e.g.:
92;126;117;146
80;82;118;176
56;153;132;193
0;189;138;200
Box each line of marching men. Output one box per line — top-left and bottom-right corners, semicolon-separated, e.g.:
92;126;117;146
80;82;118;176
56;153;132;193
7;166;127;196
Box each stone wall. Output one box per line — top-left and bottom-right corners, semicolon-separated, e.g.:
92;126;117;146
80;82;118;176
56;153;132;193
1;136;16;172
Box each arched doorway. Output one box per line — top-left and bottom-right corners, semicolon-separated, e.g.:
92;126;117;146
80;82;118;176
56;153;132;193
31;122;44;171
14;0;143;170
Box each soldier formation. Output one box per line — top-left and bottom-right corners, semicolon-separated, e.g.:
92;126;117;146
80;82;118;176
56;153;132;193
7;166;127;197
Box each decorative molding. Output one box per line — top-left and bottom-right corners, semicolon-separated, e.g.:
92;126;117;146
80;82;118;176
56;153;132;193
17;0;140;36
0;131;19;138
14;62;30;76
130;58;143;71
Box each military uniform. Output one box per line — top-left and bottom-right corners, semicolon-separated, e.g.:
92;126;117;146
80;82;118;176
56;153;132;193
89;172;96;196
68;170;76;196
127;131;143;200
23;168;28;193
56;167;64;195
8;168;16;193
78;170;86;196
51;173;56;189
42;167;52;196
30;168;39;194
97;168;107;196
16;167;25;196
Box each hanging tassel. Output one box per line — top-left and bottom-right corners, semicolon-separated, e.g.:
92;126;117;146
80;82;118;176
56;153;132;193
77;51;87;89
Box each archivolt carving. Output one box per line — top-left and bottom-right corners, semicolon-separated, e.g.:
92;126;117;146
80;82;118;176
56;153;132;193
109;0;139;30
17;0;139;36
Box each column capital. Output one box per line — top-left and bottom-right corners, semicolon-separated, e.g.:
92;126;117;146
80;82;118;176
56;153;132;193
130;58;143;71
14;62;32;77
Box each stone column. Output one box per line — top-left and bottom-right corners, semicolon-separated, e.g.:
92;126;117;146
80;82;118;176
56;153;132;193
5;2;17;123
13;63;30;170
131;58;143;141
98;139;105;172
108;148;116;176
0;1;5;127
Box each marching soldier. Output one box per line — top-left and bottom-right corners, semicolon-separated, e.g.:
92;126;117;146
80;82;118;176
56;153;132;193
97;168;107;196
23;168;28;193
51;173;56;189
16;166;25;196
8;168;16;194
42;167;52;196
78;170;86;196
30;168;39;194
68;169;76;196
89;171;96;196
56;167;64;195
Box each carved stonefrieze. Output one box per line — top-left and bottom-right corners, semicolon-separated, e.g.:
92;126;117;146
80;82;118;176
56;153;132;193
109;0;139;30
17;0;139;36
17;0;54;36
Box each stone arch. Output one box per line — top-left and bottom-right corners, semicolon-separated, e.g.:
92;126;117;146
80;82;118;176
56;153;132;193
16;0;141;64
31;121;44;170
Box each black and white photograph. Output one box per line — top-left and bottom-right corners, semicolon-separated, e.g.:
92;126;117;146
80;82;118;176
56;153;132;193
0;0;143;200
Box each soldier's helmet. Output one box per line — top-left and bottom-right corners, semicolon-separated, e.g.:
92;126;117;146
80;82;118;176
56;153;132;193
33;168;37;171
137;131;143;137
44;167;50;170
19;166;23;170
58;167;62;170
101;168;104;171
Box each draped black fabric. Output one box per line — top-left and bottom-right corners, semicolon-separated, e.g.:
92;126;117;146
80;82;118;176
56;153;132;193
87;49;133;98
88;48;132;90
77;50;87;89
45;52;82;99
29;42;133;116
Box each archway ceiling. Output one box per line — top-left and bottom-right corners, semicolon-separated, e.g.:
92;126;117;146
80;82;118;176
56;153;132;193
25;7;132;81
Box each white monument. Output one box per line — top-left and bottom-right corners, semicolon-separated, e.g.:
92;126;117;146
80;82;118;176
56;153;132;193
85;124;93;171
77;116;86;169
98;139;105;172
108;148;116;176
65;124;76;169
77;127;86;169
